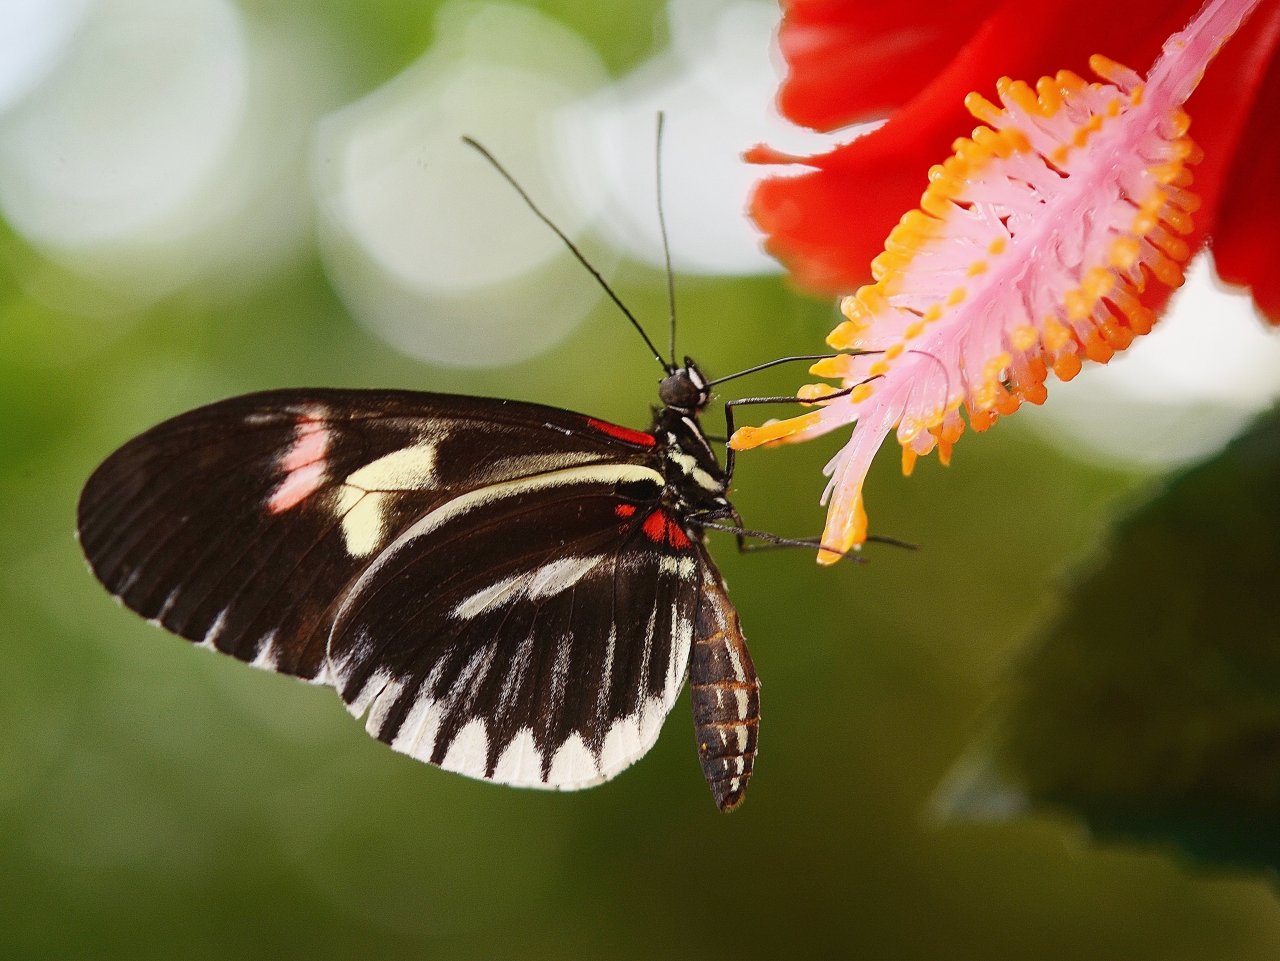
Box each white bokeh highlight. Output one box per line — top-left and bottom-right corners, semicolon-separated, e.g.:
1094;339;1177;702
0;0;91;114
313;1;613;367
0;0;249;248
0;0;343;310
561;0;838;276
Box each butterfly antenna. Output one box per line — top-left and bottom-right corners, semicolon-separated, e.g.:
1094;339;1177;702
655;112;678;369
461;136;671;374
705;351;881;387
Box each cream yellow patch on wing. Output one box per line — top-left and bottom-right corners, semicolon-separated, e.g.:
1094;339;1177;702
336;441;438;557
336;487;391;558
347;441;438;490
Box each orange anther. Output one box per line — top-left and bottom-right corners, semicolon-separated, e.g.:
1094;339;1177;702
1083;332;1114;364
1054;352;1083;381
729;410;823;450
808;356;849;378
901;446;918;477
1021;381;1048;405
827;322;861;350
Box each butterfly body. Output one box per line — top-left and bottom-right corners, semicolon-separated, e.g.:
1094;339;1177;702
78;363;760;810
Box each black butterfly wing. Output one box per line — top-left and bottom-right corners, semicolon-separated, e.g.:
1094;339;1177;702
327;467;705;788
78;387;704;788
77;388;662;683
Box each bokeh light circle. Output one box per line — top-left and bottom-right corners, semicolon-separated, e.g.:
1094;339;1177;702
314;1;613;368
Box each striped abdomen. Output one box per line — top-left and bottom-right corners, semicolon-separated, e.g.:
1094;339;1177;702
691;567;759;812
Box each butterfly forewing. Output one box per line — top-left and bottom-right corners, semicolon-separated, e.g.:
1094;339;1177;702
77;388;661;679
77;387;708;791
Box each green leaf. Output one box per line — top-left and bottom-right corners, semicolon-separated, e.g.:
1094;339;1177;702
938;403;1280;872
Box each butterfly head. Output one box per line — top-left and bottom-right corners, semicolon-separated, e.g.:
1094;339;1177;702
658;359;710;413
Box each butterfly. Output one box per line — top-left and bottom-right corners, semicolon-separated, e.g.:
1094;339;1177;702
74;129;795;812
77;363;761;810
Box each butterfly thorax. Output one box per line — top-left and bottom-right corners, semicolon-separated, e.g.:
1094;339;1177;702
651;362;731;522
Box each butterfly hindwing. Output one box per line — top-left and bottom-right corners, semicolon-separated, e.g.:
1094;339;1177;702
77;388;661;683
328;467;704;788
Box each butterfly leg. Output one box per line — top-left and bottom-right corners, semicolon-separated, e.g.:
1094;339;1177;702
690;517;867;561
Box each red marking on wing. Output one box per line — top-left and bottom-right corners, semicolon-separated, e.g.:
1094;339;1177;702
586;418;656;447
640;509;692;549
664;518;692;549
615;504;637;518
641;511;666;542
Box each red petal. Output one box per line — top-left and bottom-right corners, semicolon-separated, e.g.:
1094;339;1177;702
755;0;1205;295
1209;2;1280;324
752;126;942;293
775;0;1001;130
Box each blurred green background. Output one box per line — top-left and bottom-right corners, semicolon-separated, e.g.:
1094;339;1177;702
3;1;1280;959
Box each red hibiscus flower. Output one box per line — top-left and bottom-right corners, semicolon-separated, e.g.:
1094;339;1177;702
749;0;1280;323
732;0;1277;560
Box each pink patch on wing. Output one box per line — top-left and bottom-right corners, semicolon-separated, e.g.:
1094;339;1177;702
281;419;327;471
268;463;326;513
267;413;330;514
